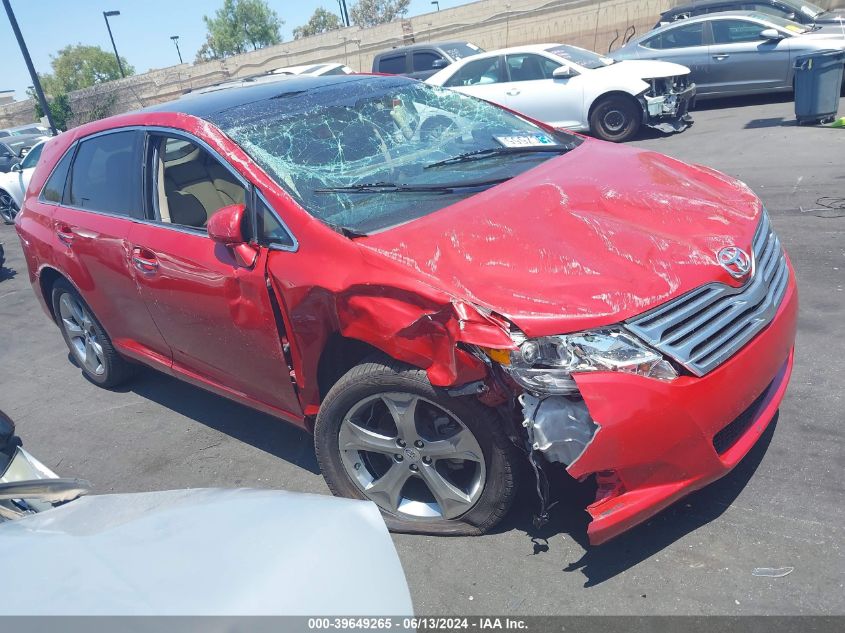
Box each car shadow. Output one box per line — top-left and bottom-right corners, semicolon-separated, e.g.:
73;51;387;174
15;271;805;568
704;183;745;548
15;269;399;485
123;366;320;474
692;92;794;111
493;414;778;586
0;266;16;282
744;117;796;129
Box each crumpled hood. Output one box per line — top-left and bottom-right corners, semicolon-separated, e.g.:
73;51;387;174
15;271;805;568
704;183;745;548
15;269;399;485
358;139;762;338
593;59;690;80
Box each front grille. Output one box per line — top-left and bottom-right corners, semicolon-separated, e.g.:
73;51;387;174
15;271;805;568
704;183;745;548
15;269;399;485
712;378;773;454
626;212;789;376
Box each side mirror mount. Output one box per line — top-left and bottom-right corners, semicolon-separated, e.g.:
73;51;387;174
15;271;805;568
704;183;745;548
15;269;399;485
10;163;21;172
431;58;448;69
207;203;258;268
552;64;577;79
760;28;784;41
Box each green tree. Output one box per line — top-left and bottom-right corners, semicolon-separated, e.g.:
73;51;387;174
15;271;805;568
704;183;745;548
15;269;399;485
293;7;343;39
28;90;72;131
349;0;410;27
40;44;134;95
28;44;133;131
196;0;283;62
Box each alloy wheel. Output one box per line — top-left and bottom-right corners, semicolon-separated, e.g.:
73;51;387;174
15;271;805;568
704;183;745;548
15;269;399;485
58;292;106;376
0;192;17;224
338;392;486;520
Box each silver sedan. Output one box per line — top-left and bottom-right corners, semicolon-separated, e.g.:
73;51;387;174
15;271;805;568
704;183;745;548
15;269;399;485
611;11;845;98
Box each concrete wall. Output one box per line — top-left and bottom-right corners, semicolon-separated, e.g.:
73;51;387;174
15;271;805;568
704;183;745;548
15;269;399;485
2;0;843;128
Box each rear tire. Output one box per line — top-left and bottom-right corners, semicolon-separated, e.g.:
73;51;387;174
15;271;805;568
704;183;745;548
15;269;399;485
589;94;642;142
51;278;135;388
314;354;518;535
0;191;17;225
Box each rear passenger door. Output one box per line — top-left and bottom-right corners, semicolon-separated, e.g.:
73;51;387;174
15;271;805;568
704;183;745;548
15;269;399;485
639;21;711;91
51;130;171;362
127;131;302;418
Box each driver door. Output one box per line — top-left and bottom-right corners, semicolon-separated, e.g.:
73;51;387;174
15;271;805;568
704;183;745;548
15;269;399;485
707;18;791;94
500;53;583;128
128;131;302;419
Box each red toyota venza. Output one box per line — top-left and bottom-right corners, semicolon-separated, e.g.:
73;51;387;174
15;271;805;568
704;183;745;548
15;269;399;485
15;75;796;544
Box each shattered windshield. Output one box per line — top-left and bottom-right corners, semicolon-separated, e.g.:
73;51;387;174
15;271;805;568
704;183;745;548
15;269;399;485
213;77;581;234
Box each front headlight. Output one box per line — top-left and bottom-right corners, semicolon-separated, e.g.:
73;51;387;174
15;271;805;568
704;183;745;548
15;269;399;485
486;328;678;394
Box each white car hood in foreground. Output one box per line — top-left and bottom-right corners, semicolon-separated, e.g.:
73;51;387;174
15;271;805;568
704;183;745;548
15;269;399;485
593;59;690;80
0;488;413;616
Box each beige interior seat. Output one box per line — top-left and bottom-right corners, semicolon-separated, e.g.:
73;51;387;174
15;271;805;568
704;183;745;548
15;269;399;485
158;139;246;228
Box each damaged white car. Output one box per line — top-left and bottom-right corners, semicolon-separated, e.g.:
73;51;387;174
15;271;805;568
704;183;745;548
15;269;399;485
426;43;695;142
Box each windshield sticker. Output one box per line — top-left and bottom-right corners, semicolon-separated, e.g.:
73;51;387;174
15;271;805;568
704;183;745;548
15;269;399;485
494;134;558;148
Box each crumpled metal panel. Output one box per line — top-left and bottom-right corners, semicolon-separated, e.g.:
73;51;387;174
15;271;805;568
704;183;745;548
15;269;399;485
0;488;413;615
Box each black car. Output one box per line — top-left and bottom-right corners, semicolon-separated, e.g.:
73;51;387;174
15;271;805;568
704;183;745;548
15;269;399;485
0;134;46;173
371;41;485;80
656;0;845;27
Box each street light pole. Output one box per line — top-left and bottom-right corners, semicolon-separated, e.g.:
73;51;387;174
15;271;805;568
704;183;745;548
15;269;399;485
102;10;126;78
170;35;183;64
2;0;58;133
432;1;440;10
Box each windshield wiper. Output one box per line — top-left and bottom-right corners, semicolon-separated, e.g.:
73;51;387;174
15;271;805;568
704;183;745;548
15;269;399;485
322;221;369;239
424;145;571;169
314;177;512;194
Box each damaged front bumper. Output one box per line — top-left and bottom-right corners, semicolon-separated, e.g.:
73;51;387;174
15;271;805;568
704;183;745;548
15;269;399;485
639;76;696;134
518;271;797;545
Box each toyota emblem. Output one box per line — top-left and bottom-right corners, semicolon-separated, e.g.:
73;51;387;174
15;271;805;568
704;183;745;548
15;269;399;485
717;246;752;279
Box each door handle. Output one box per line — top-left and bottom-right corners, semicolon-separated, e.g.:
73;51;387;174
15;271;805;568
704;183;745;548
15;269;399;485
506;89;521;96
712;54;730;61
131;246;159;274
55;223;74;245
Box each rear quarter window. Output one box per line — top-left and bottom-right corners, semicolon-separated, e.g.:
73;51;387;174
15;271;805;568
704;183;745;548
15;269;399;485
41;147;75;204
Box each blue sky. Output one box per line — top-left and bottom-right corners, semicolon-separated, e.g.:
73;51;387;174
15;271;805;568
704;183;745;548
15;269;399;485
1;0;474;100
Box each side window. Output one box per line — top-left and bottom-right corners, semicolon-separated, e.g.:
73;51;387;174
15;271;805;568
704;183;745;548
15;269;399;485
712;19;766;44
41;146;75;204
644;22;705;49
153;135;246;230
378;55;406;74
444;56;503;87
256;196;295;248
20;143;44;169
412;51;445;72
505;54;560;82
67;130;143;217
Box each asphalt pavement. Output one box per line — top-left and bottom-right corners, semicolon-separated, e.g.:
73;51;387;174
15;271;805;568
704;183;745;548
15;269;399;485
0;94;842;615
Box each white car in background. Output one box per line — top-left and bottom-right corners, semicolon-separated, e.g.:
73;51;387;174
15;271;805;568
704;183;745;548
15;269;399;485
426;43;696;142
269;62;355;76
0;139;44;224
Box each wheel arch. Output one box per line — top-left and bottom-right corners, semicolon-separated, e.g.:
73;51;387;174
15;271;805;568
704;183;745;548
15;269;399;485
316;333;384;402
38;265;67;322
587;90;644;122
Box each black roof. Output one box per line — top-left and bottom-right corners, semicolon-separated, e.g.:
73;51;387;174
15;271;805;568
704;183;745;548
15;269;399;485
376;41;476;54
143;74;394;121
662;0;787;14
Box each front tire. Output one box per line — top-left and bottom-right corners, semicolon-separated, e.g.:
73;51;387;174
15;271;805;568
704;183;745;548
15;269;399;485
589;94;642;142
51;279;134;388
0;191;17;225
315;355;518;535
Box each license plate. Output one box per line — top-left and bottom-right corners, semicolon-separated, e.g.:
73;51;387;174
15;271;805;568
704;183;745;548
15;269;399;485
494;133;558;148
